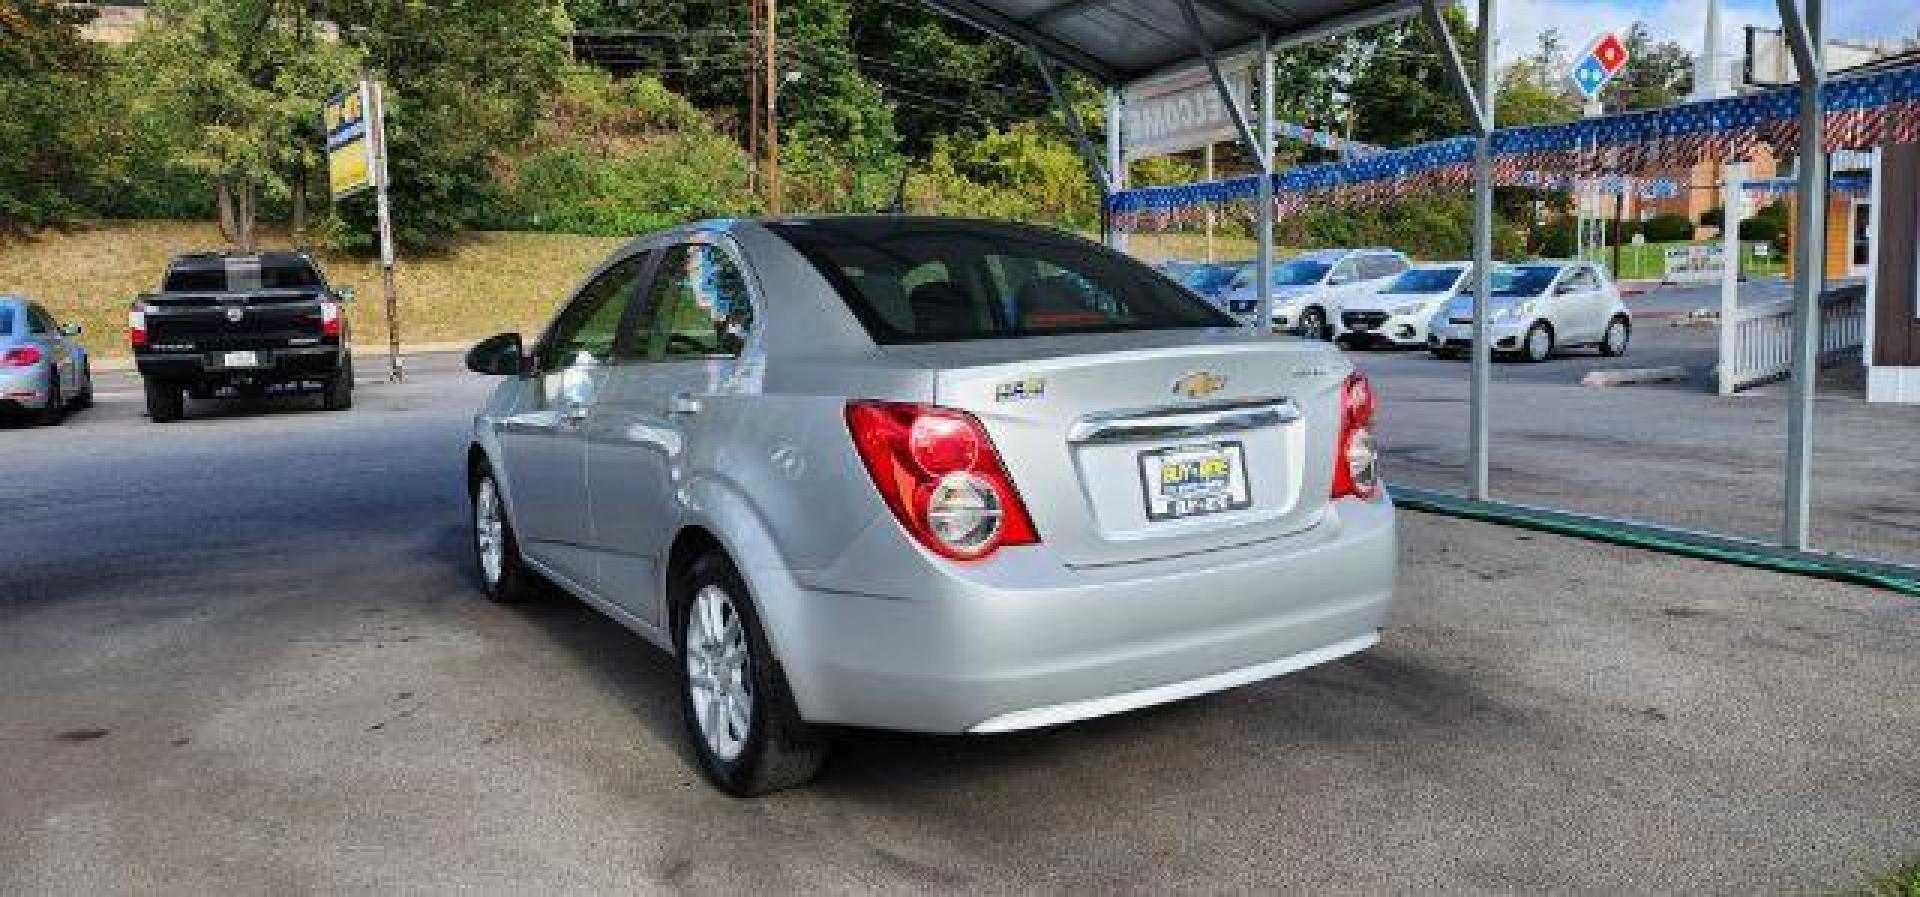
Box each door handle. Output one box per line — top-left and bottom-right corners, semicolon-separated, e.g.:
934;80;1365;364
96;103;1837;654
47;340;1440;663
669;393;702;415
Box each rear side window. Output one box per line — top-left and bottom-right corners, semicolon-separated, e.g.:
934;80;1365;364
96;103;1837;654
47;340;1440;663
768;220;1234;344
629;243;757;361
0;308;14;335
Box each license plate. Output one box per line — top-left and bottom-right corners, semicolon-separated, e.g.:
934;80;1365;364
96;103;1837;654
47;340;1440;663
1140;441;1253;522
222;351;260;368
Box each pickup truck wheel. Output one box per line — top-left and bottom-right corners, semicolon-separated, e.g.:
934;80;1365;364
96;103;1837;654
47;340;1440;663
471;469;542;603
675;550;826;797
144;379;185;423
322;357;354;411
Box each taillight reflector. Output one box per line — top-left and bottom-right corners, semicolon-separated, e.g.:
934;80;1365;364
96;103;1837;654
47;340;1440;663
1331;372;1381;501
845;401;1039;560
128;302;148;349
1;346;44;367
320;301;342;337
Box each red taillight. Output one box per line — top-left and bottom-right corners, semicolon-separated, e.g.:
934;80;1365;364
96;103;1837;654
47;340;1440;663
320;300;342;338
128;302;148;349
845;401;1039;560
1331;372;1381;501
1;346;44;367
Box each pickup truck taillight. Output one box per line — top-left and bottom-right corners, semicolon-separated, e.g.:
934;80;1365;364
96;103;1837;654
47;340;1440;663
846;401;1040;560
128;301;148;349
1330;372;1381;501
320;300;342;338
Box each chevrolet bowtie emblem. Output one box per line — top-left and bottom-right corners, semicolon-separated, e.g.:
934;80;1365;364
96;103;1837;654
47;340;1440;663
1172;371;1227;399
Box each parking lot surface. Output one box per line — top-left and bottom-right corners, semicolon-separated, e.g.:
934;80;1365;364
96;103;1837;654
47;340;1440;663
2;351;1916;893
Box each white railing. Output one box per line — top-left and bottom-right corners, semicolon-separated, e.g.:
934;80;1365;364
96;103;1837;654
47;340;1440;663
1718;286;1867;394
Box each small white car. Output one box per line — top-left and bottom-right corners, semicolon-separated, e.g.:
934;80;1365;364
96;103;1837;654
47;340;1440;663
1216;248;1410;339
1337;262;1470;349
1427;262;1631;362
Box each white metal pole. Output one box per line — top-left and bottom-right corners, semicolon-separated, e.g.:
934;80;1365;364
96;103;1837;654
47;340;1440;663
1782;0;1824;548
1469;0;1497;499
1106;87;1127;253
1254;39;1276;335
1718;163;1746;395
1203;143;1216;262
369;79;402;384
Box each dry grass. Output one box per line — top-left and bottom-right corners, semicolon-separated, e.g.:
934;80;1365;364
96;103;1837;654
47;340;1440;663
1124;231;1263;263
0;221;624;359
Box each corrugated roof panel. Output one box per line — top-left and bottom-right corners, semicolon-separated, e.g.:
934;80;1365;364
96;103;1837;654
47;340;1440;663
923;0;1421;85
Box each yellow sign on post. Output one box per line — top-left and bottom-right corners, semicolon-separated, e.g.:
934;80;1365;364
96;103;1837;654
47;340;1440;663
324;84;375;199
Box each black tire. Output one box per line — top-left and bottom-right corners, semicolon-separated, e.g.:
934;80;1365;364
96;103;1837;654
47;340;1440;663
1521;321;1554;362
470;466;544;604
1598;316;1631;357
675;550;826;797
144;378;184;423
37;372;64;426
74;361;93;409
1297;306;1332;341
322;356;354;411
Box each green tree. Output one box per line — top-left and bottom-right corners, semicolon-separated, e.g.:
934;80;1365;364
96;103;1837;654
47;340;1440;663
326;0;572;251
0;0;111;232
1605;23;1692;114
126;0;362;248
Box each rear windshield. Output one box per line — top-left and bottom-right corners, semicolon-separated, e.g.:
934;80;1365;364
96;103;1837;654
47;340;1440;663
1383;267;1465;294
768;220;1235;344
163;258;322;292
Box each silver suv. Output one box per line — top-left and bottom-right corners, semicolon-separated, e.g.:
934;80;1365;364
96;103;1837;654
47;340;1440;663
464;218;1397;795
1217;248;1411;338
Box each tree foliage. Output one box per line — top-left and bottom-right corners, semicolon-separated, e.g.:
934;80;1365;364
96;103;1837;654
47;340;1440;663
0;0;111;232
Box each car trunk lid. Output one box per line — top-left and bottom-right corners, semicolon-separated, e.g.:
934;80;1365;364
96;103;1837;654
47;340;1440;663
883;330;1350;567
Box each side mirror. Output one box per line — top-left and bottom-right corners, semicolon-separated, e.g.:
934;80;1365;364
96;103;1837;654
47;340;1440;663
336;287;357;303
466;332;526;376
1329;274;1353;286
61;323;83;337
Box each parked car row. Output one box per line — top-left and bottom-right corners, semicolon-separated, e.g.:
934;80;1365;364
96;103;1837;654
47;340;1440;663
1160;253;1632;363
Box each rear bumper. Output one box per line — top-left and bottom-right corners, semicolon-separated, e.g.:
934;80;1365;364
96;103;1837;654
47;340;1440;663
778;496;1397;733
136;346;344;383
0;368;51;409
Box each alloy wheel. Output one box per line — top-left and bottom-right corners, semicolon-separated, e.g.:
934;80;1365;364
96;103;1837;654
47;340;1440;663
686;584;753;762
475;478;505;587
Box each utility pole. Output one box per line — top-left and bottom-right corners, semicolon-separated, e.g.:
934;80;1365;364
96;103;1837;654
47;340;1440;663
746;0;760;195
762;0;782;215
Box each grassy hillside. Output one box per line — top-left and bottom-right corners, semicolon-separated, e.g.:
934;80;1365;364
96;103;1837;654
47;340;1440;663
0;221;1262;361
0;221;624;359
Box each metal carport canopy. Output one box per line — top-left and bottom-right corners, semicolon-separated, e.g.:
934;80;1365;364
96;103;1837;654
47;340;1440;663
919;0;1421;86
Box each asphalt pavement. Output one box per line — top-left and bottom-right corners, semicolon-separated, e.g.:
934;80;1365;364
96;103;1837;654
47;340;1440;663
1;348;1916;893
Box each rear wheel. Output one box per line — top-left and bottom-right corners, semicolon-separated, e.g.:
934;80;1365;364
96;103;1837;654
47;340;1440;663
471;468;543;603
144;378;184;423
322;357;354;411
676;551;826;796
1599;316;1631;357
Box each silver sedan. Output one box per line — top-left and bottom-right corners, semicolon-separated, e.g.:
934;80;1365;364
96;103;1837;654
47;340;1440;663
464;217;1397;795
0;296;93;425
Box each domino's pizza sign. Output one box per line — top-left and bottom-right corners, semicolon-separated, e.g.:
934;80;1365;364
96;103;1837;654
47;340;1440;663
1571;32;1630;100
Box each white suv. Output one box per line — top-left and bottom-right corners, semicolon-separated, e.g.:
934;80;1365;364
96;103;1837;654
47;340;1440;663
1217;248;1410;339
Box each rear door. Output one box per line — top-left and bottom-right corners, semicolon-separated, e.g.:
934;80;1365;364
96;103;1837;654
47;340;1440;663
587;237;762;625
495;252;651;588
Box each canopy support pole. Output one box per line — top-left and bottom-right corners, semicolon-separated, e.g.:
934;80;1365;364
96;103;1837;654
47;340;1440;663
1778;0;1824;549
1423;0;1496;499
1108;87;1127;251
1030;46;1111;197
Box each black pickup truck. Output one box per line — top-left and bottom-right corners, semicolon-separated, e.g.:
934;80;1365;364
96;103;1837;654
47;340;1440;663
130;251;355;422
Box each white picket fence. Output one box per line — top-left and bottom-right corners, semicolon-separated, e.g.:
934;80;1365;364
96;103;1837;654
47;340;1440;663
1718;286;1867;394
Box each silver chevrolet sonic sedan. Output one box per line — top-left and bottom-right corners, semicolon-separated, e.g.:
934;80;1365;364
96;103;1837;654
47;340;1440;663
464;217;1396;795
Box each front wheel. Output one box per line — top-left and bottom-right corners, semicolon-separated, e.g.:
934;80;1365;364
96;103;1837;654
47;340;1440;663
1521;322;1554;362
676;551;826;796
1297;306;1332;341
471;468;544;604
1599;316;1631;357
